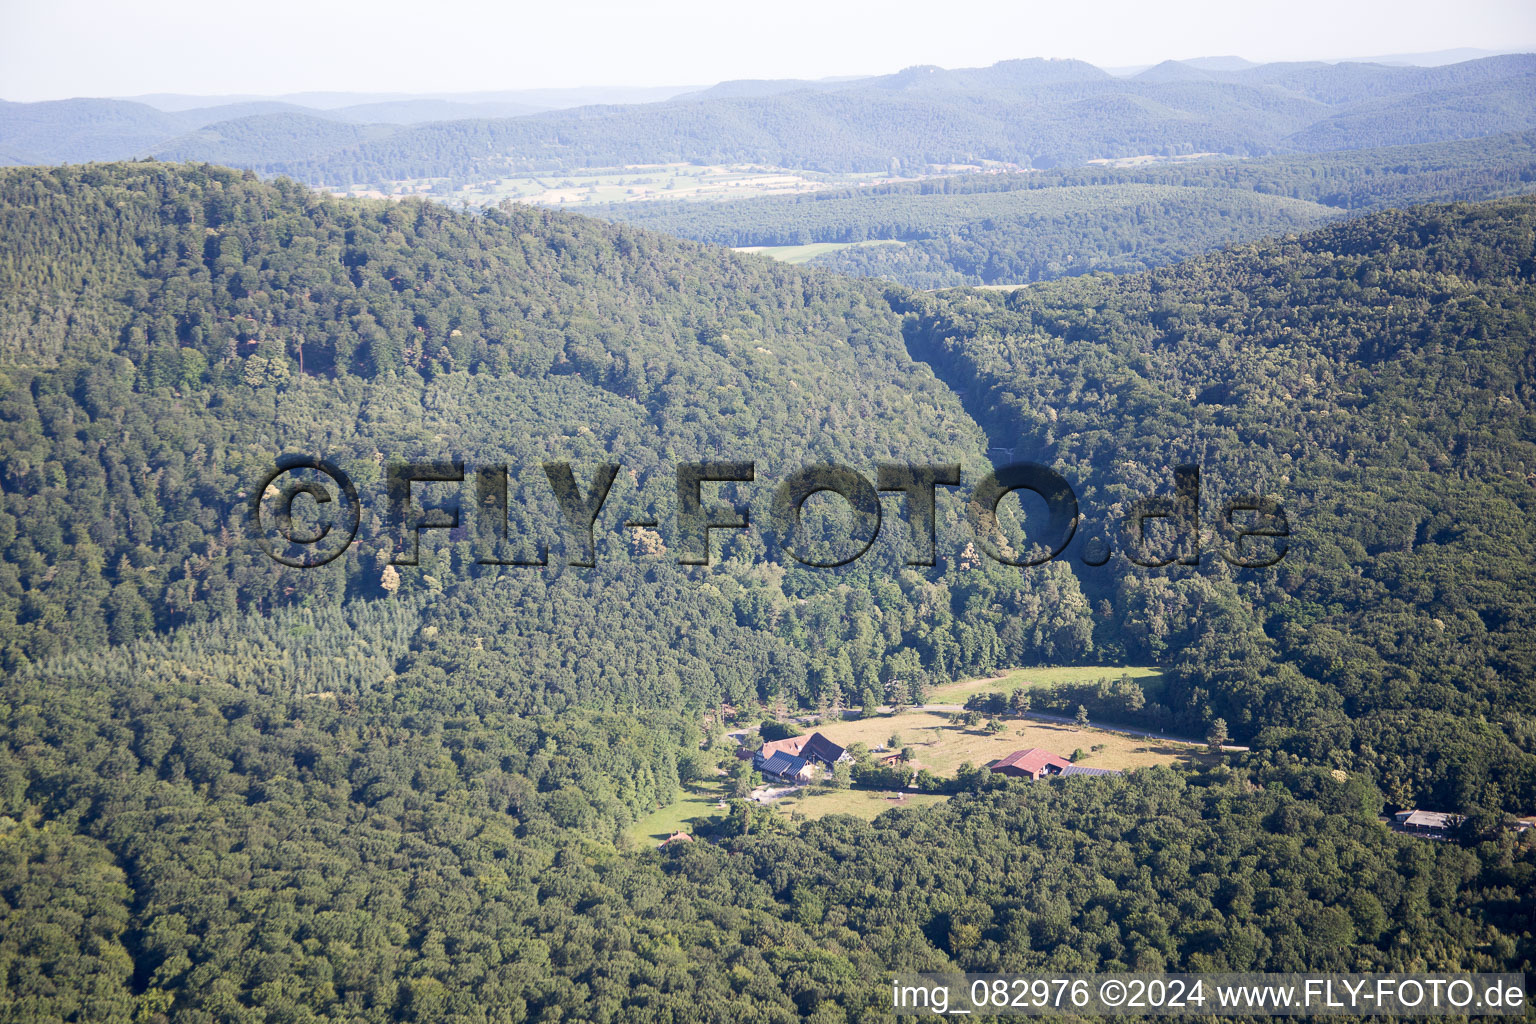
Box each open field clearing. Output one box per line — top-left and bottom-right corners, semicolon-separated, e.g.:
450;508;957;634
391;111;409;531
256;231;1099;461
810;710;1196;775
1085;151;1227;167
627;779;730;845
776;788;949;820
733;239;905;263
925;665;1165;704
338;163;931;208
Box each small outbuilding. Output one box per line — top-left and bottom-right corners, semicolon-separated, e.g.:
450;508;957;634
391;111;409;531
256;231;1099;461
1391;809;1462;839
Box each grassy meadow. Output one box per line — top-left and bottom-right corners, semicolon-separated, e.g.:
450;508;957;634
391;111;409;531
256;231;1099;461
806;709;1193;776
924;664;1165;704
732;239;906;264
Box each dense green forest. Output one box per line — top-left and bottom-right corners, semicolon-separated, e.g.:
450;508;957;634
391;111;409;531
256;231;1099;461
785;186;1337;289
0;162;1097;714
0;164;1532;1021
3;662;1530;1024
2;162;1534;804
7;640;1532;1023
596;134;1536;287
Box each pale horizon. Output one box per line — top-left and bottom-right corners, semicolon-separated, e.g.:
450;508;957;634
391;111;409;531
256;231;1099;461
2;0;1534;104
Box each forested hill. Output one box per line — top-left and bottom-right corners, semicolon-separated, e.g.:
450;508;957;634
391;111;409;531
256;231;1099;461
898;195;1536;813
0;164;1532;1021
0;161;1101;718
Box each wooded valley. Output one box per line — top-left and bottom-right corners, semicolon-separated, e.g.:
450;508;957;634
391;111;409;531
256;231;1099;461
0;161;1531;1020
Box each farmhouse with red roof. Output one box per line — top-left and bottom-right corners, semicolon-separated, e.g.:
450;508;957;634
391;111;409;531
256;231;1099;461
989;747;1074;780
754;731;849;772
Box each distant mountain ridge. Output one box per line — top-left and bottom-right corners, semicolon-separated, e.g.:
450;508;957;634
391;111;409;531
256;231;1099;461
0;96;551;165
3;54;1533;180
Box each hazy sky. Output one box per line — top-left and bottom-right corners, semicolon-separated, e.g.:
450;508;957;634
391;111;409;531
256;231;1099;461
2;0;1534;101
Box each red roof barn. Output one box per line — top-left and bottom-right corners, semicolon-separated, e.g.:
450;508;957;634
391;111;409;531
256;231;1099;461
758;735;808;759
989;748;1073;780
